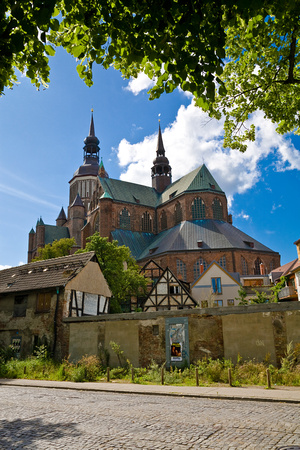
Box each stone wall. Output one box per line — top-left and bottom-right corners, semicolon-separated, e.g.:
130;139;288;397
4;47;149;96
65;302;300;367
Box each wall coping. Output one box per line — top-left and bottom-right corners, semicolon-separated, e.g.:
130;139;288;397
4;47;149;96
64;301;300;324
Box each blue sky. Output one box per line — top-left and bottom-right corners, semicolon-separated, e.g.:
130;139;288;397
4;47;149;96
0;48;300;269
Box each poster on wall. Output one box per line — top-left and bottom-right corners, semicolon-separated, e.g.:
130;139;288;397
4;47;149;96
170;323;185;362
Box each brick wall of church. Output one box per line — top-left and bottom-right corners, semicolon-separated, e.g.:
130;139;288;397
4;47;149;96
140;250;280;284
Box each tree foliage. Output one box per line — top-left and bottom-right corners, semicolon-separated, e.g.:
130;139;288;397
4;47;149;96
77;233;148;312
32;237;76;261
2;1;300;149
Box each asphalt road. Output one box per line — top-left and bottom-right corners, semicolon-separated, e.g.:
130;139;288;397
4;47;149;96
0;385;299;449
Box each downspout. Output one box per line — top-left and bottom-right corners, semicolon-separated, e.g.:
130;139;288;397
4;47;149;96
52;286;60;358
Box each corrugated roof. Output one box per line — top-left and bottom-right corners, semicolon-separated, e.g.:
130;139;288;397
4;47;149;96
0;252;96;294
111;229;155;259
100;178;159;207
44;225;70;245
159;165;224;205
138;220;278;260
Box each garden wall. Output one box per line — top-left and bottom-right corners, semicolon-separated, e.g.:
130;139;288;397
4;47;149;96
65;302;300;367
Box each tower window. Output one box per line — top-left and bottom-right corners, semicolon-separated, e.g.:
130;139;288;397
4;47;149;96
160;210;167;230
141;211;152;232
212;198;223;220
174;202;183;225
192;197;205;219
119;208;131;230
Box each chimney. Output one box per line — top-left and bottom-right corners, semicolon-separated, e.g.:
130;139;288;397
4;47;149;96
294;238;300;261
200;264;204;274
260;263;265;275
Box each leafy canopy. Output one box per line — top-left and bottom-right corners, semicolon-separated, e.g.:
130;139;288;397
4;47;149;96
2;1;300;149
77;233;148;312
32;237;76;261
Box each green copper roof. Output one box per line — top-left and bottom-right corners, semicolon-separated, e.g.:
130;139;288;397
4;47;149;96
44;225;70;245
159;164;224;205
99;177;159;207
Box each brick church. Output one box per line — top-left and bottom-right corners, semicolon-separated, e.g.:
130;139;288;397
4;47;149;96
28;114;280;282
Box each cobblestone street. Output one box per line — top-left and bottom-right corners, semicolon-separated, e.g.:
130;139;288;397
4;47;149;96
0;385;299;449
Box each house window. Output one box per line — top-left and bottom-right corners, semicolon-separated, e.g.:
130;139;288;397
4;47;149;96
201;300;208;308
119;208;131;230
212;198;223;220
211;277;222;294
36;292;51;312
192;197;205;219
219;255;226;269
193;258;207;280
13;295;28;317
241;256;248;275
213;300;223;307
169;285;180;295
160;210;167;230
174;202;182;225
228;299;234;306
141;211;152;232
177;259;187;281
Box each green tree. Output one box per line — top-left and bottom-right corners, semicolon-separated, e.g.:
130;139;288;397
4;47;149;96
32;237;76;261
235;286;248;305
2;1;299;149
77;233;148;312
250;289;268;304
270;276;287;303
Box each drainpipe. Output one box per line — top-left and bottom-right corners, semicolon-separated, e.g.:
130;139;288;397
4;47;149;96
52;286;60;358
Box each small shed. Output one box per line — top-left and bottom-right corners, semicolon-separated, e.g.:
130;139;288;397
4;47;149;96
0;252;111;359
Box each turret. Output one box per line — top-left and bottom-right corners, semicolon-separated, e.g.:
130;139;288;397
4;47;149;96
56;207;67;227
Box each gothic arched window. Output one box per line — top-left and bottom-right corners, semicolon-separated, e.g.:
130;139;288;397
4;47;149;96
241;256;248;275
141;211;152;232
174;202;183;225
219;255;226;269
254;257;262;275
93;213;99;233
192;197;206;219
212;198;223;220
176;259;187;281
160;210;167;230
193;258;208;280
119;208;131;230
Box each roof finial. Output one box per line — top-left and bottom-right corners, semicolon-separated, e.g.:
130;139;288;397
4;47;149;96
158;113;161;123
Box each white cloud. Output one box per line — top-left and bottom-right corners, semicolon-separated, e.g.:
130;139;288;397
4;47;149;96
0;265;11;271
124;73;155;96
116;101;300;206
235;211;250;220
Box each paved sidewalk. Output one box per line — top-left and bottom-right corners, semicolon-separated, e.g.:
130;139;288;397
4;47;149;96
0;378;299;403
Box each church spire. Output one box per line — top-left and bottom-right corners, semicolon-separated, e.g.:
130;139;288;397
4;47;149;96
156;122;165;156
83;110;100;163
151;121;172;193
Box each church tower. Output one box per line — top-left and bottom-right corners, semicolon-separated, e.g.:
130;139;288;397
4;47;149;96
151;122;172;193
69;112;100;212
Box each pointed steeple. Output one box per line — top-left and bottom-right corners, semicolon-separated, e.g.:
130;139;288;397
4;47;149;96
156;122;165;156
151;121;172;193
56;207;67;227
83;110;100;163
99;157;109;178
71;193;84;208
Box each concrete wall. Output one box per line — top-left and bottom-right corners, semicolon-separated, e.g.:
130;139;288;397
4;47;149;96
65;302;300;367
